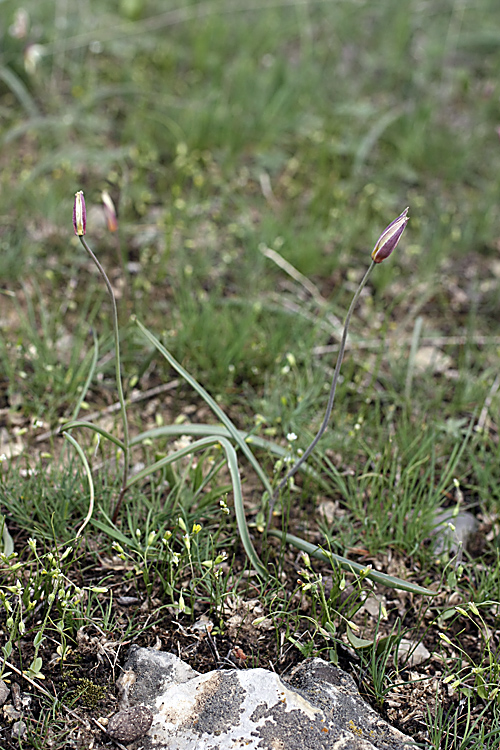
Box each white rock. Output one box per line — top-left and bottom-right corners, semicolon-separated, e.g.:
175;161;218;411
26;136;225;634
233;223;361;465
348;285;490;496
116;646;415;749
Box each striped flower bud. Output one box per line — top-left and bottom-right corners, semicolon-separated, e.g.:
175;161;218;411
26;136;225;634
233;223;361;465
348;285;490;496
101;190;118;232
73;191;86;236
371;207;409;263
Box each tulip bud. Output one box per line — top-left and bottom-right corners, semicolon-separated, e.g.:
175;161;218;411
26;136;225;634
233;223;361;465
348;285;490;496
101;190;118;232
73;191;86;236
9;9;29;39
371;207;409;263
24;44;44;75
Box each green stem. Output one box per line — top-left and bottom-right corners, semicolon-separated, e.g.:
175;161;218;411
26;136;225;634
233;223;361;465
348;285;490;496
269;260;376;522
78;236;129;523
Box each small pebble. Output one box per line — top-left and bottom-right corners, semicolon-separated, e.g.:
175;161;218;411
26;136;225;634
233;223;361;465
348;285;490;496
397;638;431;667
3;703;21;721
0;680;10;707
117;596;140;606
11;682;21;711
107;705;153;743
11;719;27;740
21;692;32;710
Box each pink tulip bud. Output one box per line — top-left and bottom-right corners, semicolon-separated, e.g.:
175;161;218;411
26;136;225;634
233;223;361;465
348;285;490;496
101;191;118;232
73;191;86;236
9;9;29;39
371;207;409;263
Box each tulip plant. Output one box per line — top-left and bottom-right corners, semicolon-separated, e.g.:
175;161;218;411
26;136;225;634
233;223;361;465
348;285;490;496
268;208;409;518
63;195;431;595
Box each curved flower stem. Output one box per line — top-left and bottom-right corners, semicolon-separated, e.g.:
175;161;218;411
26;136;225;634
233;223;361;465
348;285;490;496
78;236;130;523
268;260;376;525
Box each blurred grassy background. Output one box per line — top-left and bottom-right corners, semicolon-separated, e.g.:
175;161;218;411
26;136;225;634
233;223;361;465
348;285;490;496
1;0;500;507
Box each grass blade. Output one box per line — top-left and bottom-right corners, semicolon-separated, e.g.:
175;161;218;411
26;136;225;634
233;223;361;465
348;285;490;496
70;328;99;421
0;65;39;117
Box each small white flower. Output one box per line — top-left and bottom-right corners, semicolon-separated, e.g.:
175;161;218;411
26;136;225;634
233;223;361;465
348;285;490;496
286;432;297;442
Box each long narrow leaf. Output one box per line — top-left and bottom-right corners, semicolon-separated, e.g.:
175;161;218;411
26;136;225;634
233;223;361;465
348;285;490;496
60;420;125;451
125;433;267;578
62;432;95;539
134;317;273;497
130;424;323;484
217;436;267;579
268;530;436;596
0;515;14;557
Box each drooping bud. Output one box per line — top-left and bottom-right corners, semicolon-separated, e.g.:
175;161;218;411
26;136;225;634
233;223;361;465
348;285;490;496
101;191;118;232
371;207;409;263
73;191;86;236
9;9;29;39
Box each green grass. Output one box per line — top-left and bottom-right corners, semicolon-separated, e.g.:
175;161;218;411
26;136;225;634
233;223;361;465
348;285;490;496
2;0;500;746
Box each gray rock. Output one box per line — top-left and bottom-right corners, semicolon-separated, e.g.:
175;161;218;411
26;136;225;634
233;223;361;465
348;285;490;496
116;646;198;709
396;639;430;667
3;703;21;721
432;508;478;556
107;705;154;743
116;646;414;749
11;719;27;740
0;679;9;707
